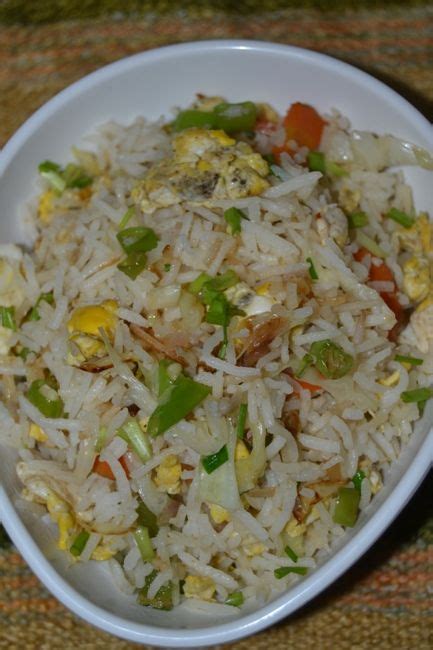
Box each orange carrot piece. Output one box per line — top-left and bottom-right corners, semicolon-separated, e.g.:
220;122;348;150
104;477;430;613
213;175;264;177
283;102;327;151
93;454;130;480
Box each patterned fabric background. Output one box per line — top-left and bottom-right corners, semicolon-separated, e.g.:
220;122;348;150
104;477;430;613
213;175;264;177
0;1;432;648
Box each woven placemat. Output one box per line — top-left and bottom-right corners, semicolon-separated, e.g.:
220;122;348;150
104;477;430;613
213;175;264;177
1;3;433;648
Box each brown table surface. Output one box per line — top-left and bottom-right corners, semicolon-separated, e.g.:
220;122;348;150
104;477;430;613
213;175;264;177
0;2;432;648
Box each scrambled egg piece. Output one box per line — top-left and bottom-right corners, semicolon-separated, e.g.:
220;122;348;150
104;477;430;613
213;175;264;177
38;190;56;224
243;535;266;557
285;517;307;538
153;454;182;495
402;256;431;302
408;294;433;353
67;299;118;363
132;128;270;213
235;440;250;461
29;423;48;443
225;282;275;318
396;213;433;257
183;575;216;601
379;370;400;387
91;543;116;561
22;478;74;551
208;503;231;525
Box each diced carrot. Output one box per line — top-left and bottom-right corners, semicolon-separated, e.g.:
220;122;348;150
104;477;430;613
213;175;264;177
353;246;369;263
93;454;130;480
283;102;327;151
296;378;323;393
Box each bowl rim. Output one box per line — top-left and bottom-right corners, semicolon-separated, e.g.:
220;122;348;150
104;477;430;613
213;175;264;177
0;38;432;647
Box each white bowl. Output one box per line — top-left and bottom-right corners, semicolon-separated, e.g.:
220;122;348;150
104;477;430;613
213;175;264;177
0;40;432;647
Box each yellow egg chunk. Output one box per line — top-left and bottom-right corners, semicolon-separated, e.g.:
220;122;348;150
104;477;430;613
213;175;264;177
409;294;433;353
285;517;307;538
208;503;231;525
402;256;431;302
235;440;250;461
45;491;74;550
38;190;56;224
243;537;266;557
132;127;270;213
91;544;116;561
379;370;400;387
67;300;118;339
153;454;182;495
29;423;48;443
183;575;216;601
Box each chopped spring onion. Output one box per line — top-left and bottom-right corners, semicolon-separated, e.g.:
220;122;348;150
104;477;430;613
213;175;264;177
116;226;159;254
38;160;92;193
225;591;244;607
284;545;298;563
16;346;31;360
295;353;314;378
333;487;360;527
202;444;229;474
347;211;369;228
172;109;218;132
27;292;54;322
133;526;155;561
274;566;308;579
308;339;354;380
26;379;64;418
94;425;108;453
118;206;135;230
117;250;148;279
351;469;366;493
70;530;90;557
355;230;386;259
306;257;318;280
224;207;248;235
137;570;173;610
386;207;415;229
213;101;257;133
401;387;433;403
0;306;17;331
307;151;326;174
38;161;66;193
163;263;172;272
117;418;152;463
188;272;212;295
326;160;348;177
395;354;423;366
236;403;248;439
158;358;178;396
148;374;211;437
136;500;159;538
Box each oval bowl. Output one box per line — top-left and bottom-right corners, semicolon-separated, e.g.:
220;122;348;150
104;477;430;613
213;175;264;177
0;40;432;647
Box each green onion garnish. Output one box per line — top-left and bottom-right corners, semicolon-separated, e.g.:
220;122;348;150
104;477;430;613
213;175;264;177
395;354;423;366
307;339;354;380
118;206;135;230
137;570;173;610
27;292;55;322
94;425;108;453
117;250;148;279
172;110;218;132
307;151;326;174
16;346;31;360
347;211;369;228
202;444;229;474
224;207;249;235
213;101;257;133
356;231;386;259
274;566;308;579
306;257;318;280
133;526;155;561
163;263;172;272
117;227;159;254
117;418;152;462
351;470;366;493
158;359;177;397
386;208;415;229
26;379;64;418
236;403;248;439
136;500;159;538
188;272;212;295
333;487;360;527
148;374;211;437
70;530;90;557
0;306;17;331
284;545;298;563
401;387;433;403
326;160;348;177
225;591;244;607
38;160;92;193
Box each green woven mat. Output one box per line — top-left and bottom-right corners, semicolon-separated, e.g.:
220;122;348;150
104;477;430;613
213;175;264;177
1;2;433;648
